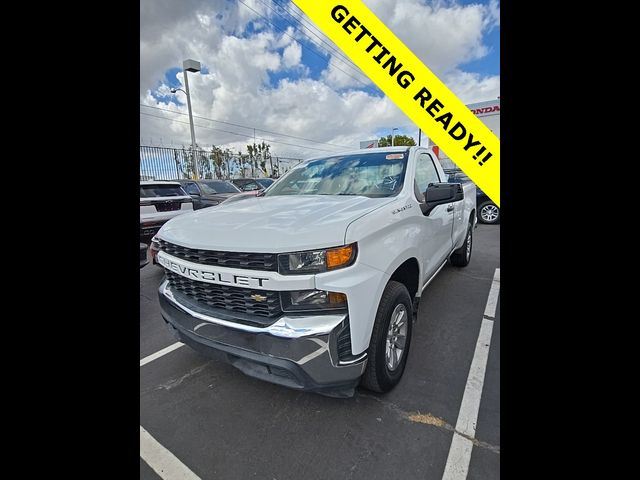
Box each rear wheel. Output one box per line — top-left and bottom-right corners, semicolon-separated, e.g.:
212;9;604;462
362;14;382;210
478;201;500;224
450;220;473;267
361;281;413;393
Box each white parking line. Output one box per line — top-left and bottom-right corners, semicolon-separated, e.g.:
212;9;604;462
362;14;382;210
140;342;184;367
442;267;499;480
140;425;200;480
483;268;500;319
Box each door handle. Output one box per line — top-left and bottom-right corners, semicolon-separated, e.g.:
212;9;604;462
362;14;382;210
446;205;454;213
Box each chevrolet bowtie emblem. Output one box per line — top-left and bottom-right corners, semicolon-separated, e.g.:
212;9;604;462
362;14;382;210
251;294;267;302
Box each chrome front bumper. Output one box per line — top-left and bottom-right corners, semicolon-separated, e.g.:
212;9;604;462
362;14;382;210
158;281;367;397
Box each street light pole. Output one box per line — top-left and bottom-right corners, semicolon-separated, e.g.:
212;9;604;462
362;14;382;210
182;59;201;179
392;127;399;146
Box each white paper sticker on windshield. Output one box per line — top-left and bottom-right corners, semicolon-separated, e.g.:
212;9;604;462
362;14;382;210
385;154;404;160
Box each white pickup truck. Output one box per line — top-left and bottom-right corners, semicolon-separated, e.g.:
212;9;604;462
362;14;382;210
154;146;476;397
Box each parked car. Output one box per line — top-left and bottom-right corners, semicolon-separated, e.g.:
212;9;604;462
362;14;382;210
255;178;275;189
219;191;261;206
476;191;499;224
140;243;149;269
231;178;272;192
140;181;193;243
153;146;476;397
446;170;499;225
172;179;242;210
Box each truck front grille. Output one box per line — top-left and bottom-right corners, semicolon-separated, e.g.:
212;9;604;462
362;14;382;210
165;271;282;321
157;240;278;272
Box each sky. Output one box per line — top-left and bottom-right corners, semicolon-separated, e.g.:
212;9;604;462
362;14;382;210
140;0;500;161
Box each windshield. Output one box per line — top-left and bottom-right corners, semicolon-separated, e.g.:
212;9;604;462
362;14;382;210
140;184;186;198
256;178;273;188
265;151;408;198
200;181;241;194
255;178;274;188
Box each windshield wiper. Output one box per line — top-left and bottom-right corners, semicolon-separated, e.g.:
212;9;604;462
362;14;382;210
313;193;360;196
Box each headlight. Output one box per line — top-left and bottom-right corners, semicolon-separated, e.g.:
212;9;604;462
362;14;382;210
281;290;347;312
278;244;357;275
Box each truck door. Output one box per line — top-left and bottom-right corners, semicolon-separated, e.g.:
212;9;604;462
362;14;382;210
415;152;455;281
451;184;467;249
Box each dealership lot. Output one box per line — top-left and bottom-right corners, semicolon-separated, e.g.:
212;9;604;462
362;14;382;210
140;225;499;480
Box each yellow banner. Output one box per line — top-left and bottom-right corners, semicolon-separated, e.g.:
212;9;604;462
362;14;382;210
292;0;500;206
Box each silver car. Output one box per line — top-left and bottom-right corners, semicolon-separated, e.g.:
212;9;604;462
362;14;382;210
140;181;193;240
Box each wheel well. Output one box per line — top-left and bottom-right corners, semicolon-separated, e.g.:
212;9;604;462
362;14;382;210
390;258;420;299
470;209;476;223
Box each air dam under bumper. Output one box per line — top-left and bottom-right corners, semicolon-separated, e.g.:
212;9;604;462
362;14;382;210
158;281;367;397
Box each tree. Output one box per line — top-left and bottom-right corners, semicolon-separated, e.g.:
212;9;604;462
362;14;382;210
378;134;416;147
257;141;271;176
247;144;256;177
209;145;225;179
246;141;272;177
222;148;234;179
239;152;251;178
180;144;212;179
194;145;212;179
179;145;192;178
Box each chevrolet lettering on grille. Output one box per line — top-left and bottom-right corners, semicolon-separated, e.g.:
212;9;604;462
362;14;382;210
158;253;269;288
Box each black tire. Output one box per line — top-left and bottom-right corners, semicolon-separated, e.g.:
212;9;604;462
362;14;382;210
450;220;473;267
360;281;413;393
478;201;500;224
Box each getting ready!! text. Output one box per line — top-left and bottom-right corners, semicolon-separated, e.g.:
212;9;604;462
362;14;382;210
330;4;493;168
331;5;415;90
293;0;500;205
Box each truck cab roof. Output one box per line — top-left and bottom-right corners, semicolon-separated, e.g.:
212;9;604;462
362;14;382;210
303;146;436;163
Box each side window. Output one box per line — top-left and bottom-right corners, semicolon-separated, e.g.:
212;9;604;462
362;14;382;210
183;182;200;195
243;182;259;191
414;153;441;201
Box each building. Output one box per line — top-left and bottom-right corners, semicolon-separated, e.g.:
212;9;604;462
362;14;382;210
429;98;500;170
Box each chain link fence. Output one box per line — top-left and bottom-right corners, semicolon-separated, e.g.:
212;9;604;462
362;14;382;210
140;145;302;181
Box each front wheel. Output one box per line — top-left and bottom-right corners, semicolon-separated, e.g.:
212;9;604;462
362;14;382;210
360;281;413;393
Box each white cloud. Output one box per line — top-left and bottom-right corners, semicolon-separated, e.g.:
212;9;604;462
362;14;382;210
442;70;500;104
140;0;500;159
321;55;371;89
363;0;498;76
282;41;302;68
487;0;500;28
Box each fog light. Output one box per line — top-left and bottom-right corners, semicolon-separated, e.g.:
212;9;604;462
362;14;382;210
281;290;347;312
150;236;160;263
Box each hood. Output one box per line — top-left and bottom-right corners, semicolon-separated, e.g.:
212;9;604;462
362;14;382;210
158;194;394;252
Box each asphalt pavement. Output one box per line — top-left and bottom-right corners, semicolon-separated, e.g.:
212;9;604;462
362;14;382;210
140;224;500;479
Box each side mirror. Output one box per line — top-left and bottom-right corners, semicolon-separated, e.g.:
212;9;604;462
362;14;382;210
422;183;464;215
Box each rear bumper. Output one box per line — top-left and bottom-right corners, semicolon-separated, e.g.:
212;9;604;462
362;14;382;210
158;281;367;397
140;209;193;237
140;222;165;240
